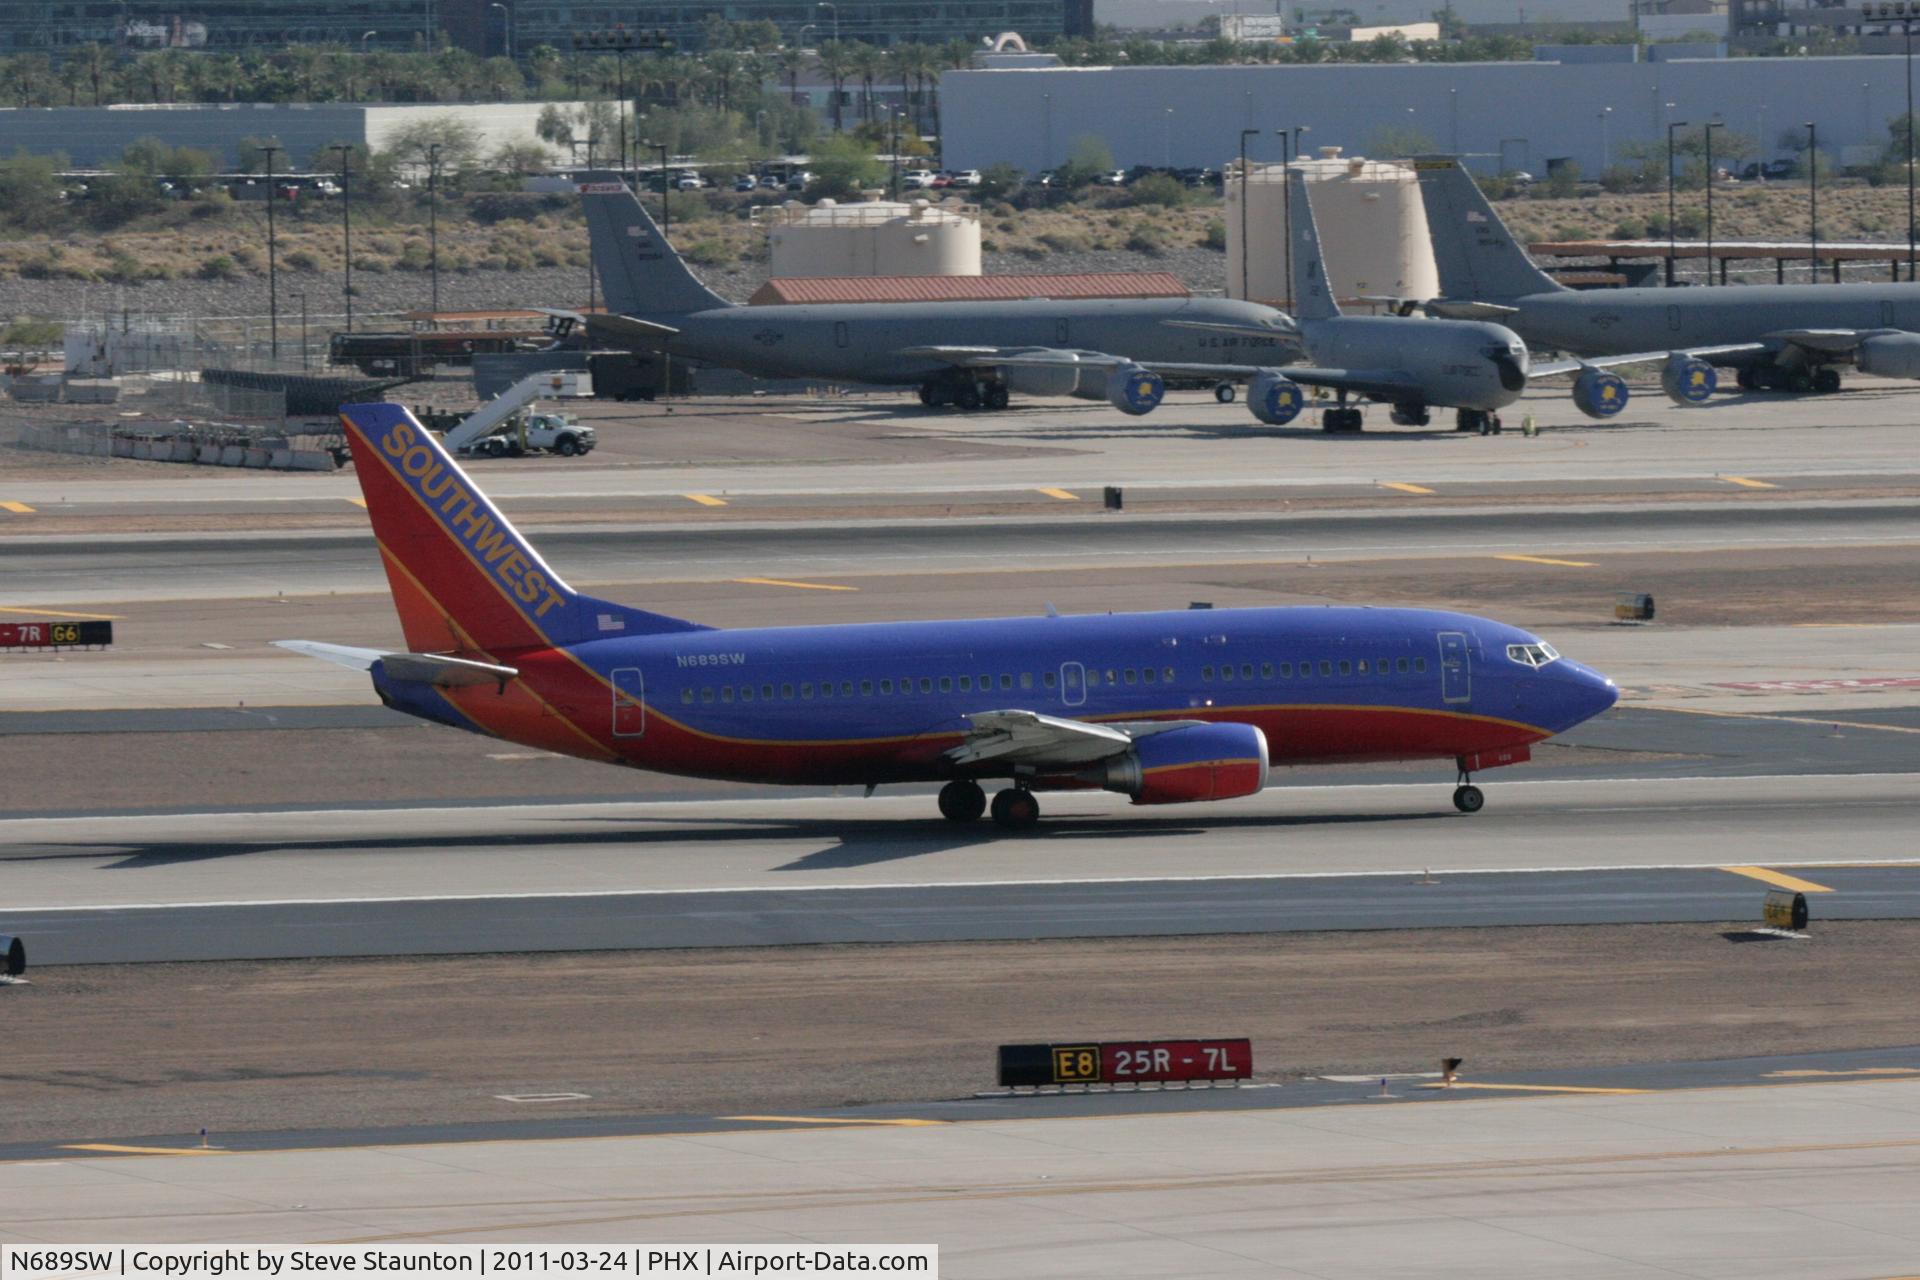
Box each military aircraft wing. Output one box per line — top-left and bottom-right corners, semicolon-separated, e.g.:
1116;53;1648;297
897;346;1284;382
1423;299;1523;321
1267;366;1432;402
1528;346;1763;379
1770;329;1871;355
584;312;682;345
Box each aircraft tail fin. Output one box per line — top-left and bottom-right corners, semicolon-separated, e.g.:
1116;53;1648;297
1287;172;1343;323
578;172;732;318
1413;157;1567;301
339;401;710;654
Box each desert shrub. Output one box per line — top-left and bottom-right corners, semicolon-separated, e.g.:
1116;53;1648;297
684;239;729;265
197;254;239;280
1037;230;1090;253
1129;173;1187;207
1202;219;1227;250
284;247;322;272
1126;224;1167;255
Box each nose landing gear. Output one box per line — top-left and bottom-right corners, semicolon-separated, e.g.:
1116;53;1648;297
1452;767;1485;814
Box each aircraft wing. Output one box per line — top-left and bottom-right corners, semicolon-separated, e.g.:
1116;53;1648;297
1770;329;1870;356
1424;299;1522;321
274;640;519;689
1267;366;1432;402
1529;346;1767;379
947;709;1208;769
584;312;682;346
898;346;1291;383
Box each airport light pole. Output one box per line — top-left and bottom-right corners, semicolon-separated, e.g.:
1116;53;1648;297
331;144;354;331
1598;106;1612;172
650;141;671;241
1277;125;1309;315
489;2;512;60
361;29;377;52
426;142;441;317
1666;119;1687;287
1239;127;1259;302
1807;120;1819;284
1704;119;1724;285
817;1;839;41
260;143;281;361
1872;4;1919;279
294;293;308;369
1164;107;1174;169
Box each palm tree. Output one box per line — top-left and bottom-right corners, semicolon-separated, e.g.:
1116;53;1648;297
706;48;741;113
814;40;855;131
848;42;884;128
774;47;806;107
2;54;52;107
73;42;114;105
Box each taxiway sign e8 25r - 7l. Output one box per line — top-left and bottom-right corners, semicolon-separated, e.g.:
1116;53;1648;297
276;402;1619;829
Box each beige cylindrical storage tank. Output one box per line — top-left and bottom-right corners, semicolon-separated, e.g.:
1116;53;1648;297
1224;148;1438;312
764;198;982;278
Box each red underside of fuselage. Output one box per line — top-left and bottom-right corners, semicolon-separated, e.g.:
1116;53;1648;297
438;651;1544;787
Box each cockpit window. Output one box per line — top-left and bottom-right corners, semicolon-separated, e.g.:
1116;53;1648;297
1506;642;1558;668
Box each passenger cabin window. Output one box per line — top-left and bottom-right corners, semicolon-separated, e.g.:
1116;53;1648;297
681;688;693;704
919;678;932;693
1415;658;1428;673
1339;660;1352;676
1319;660;1332;676
880;679;893;694
1396;658;1409;674
1043;671;1056;688
939;676;953;693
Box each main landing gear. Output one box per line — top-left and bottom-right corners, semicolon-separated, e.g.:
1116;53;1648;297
1456;408;1502;435
919;377;1011;411
939;779;1040;828
1214;381;1238;404
1452;767;1485;814
1321;407;1364;432
1736;366;1842;394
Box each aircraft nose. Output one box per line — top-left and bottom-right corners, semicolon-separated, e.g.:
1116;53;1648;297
1559;660;1619;727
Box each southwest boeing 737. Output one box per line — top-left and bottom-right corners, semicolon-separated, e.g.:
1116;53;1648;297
279;404;1619;828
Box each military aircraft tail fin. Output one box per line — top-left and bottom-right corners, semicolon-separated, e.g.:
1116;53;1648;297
1286;172;1343;323
1414;157;1567;301
578;173;732;318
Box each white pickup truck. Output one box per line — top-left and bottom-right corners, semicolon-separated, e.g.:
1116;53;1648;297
440;371;598;459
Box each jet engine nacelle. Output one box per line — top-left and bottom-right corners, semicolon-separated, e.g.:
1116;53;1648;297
1006;363;1087;398
1572;368;1629;419
1661;354;1718;405
1248;372;1306;425
1107;364;1166;415
1085;722;1270;805
1856;332;1920;379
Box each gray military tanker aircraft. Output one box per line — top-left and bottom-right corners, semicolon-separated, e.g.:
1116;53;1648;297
1189;172;1680;433
569;175;1297;414
1413;156;1920;396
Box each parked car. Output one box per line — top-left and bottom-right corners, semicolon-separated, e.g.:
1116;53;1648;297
1739;159;1798;180
1033;168;1059;187
785;169;815;190
1096;168;1128;186
902;168;937;189
674;171;706;190
948;169;982;188
734;174;759;192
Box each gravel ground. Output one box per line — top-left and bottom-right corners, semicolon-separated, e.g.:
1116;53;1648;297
0;247;1229;322
6;923;1915;1143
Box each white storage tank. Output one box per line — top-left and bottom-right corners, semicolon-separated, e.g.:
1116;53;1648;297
1224;148;1439;312
762;198;982;278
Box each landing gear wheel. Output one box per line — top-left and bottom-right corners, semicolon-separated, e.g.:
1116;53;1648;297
1788;370;1815;393
1322;407;1363;433
1735;367;1758;391
985;384;1011;411
1452;784;1485;814
1813;367;1842;394
1456;408;1485;433
955;382;983;411
990;787;1040;829
1214;381;1237;404
918;382;939;407
1489;414;1503;435
938;779;987;823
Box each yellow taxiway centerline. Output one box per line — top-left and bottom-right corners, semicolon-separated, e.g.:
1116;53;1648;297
1494;554;1595;568
1420;1083;1649;1095
1721;476;1779;490
720;1115;946;1127
685;493;728;507
1037;487;1080;501
0;605;124;620
345;497;368;508
0;500;35;513
61;1143;229;1156
733;577;859;592
1379;482;1436;495
1721;865;1836;893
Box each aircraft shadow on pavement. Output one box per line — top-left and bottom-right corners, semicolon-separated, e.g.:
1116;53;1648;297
33;808;1449;873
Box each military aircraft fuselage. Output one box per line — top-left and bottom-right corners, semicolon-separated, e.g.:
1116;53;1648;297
639;296;1292;383
1502;283;1920;358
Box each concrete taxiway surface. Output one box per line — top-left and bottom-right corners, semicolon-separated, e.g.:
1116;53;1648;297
6;1070;1918;1277
9;500;1920;605
8;773;1917;963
